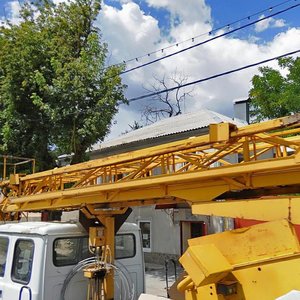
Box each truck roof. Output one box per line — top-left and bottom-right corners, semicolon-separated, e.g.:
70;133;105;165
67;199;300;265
0;221;139;236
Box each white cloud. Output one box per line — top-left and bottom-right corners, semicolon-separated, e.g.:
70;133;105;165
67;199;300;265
106;0;133;3
98;1;300;138
1;1;22;25
255;14;286;32
274;19;286;28
146;0;211;25
98;2;161;63
3;0;300;139
52;0;68;4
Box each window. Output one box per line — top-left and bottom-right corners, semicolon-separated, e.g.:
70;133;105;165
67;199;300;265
115;234;136;259
53;237;90;267
0;237;9;277
12;239;34;284
54;234;138;266
138;221;151;252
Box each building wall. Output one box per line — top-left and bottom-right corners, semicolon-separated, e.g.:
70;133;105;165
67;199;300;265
127;207;180;257
126;206;214;264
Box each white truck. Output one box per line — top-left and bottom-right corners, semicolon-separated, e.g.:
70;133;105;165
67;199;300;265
0;221;145;300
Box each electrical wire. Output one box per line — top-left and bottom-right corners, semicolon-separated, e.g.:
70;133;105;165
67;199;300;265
119;3;300;76
106;0;298;69
126;48;300;103
22;49;300;118
2;1;300;121
11;49;300;121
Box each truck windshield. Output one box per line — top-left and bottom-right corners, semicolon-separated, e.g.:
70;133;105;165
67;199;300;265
0;237;8;277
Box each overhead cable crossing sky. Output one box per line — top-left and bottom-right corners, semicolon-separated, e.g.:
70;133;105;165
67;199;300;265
125;49;300;103
118;3;300;77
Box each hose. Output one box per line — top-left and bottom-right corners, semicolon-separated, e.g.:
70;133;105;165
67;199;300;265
60;257;136;300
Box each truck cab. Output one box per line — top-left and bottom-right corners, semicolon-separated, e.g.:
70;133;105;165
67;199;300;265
0;221;145;300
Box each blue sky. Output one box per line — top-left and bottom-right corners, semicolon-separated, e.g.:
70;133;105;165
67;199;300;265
208;0;300;40
98;0;300;46
1;0;300;137
1;0;299;41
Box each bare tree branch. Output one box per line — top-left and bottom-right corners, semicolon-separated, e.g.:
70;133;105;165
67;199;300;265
141;71;194;124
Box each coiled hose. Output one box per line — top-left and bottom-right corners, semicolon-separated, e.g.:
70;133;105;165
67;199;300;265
60;257;136;300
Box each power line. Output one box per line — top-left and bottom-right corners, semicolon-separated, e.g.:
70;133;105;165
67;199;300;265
107;0;297;69
126;49;300;103
120;3;300;76
11;50;300;121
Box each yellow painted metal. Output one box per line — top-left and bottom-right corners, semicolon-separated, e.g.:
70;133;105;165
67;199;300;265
85;216;115;300
0;155;35;181
184;253;300;300
2;157;300;214
180;220;300;299
229;255;300;300
89;227;105;248
9;174;20;185
0;114;299;217
3;157;6;180
188;220;300;265
179;244;232;287
184;284;221;300
209;123;233;142
102;216;115;300
192;196;300;224
184;280;244;300
0;116;299;299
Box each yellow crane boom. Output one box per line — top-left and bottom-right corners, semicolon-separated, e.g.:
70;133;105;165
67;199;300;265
1;113;300;300
0;113;300;216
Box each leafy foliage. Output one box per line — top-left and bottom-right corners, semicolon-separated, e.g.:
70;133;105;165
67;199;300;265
0;0;126;169
249;57;300;122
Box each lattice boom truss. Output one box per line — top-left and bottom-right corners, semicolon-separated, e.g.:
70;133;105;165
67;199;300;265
1;114;300;213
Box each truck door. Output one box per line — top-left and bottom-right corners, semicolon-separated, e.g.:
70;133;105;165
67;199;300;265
115;231;145;299
0;235;45;300
44;236;90;300
0;236;9;300
0;236;44;300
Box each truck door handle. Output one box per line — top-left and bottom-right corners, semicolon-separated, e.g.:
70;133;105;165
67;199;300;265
19;286;32;300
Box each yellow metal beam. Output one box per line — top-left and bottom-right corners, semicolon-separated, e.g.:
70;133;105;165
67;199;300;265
2;157;300;214
2;114;299;185
192;196;300;224
0;114;299;218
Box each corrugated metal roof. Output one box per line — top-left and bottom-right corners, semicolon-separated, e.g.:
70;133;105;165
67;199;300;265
92;109;246;152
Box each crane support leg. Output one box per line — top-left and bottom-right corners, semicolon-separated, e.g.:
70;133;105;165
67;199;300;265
100;216;115;300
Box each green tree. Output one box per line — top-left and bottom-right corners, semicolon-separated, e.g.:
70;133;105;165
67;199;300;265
0;0;126;170
249;57;300;122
